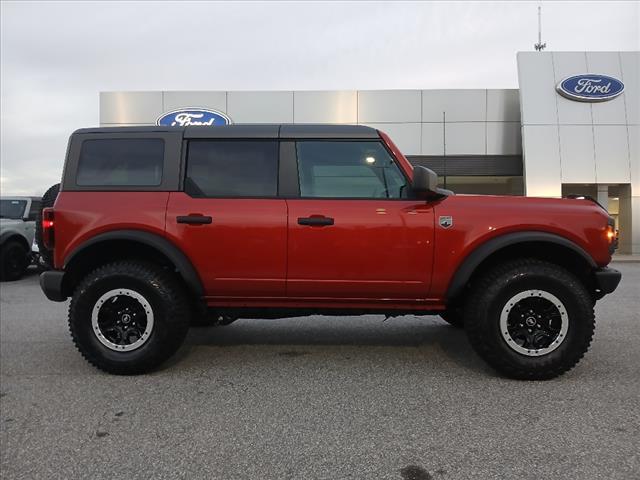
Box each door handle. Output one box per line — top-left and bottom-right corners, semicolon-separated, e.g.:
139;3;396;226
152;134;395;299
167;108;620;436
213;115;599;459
297;216;334;226
177;215;212;225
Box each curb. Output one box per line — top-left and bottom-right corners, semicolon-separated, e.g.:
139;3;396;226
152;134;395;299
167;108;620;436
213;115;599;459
611;256;640;263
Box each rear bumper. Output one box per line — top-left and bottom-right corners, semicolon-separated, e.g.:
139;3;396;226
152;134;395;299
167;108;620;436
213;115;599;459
593;267;622;296
39;271;67;302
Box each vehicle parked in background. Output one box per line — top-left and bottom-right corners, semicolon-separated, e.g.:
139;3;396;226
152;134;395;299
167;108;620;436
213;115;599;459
39;125;621;378
0;196;41;280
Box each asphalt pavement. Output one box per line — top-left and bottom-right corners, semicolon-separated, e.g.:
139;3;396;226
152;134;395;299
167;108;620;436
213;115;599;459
1;264;639;480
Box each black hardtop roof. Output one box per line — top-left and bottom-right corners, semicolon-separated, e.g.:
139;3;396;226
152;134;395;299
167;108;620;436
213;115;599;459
73;124;380;139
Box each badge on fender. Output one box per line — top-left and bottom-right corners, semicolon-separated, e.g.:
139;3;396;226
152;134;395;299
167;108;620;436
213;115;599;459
439;216;453;229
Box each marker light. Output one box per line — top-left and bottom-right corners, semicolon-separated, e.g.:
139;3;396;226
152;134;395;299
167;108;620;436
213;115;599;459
365;156;376;164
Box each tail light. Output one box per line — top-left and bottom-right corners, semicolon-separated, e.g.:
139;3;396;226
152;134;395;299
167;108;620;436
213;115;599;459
606;217;618;254
42;208;55;249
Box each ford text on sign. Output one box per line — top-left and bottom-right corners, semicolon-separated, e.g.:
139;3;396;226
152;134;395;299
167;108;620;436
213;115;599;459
156;109;231;127
556;74;624;102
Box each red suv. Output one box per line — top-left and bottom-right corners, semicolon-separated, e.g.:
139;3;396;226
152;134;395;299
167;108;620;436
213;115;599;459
40;125;621;378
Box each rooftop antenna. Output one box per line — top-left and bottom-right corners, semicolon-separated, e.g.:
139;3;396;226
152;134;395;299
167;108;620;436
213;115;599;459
534;5;546;51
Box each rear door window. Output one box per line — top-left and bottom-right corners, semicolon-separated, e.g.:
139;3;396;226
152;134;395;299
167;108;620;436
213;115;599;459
0;200;27;220
185;140;279;197
76;139;164;186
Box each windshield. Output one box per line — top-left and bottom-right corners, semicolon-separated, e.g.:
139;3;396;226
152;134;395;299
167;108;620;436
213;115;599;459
0;199;27;219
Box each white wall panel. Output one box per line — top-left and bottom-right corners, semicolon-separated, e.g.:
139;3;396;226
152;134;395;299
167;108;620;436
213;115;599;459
100;92;163;125
627;124;639;192
421;123;444;155
558;125;596;183
227;91;293;123
422;90;486;122
630;196;640;254
553;52;592;125
620;52;639;126
293;91;357;123
366;123;421;155
517;52;557;125
445;123;485;155
487;89;520;122
358;90;421;123
163;91;226;114
594;125;630;184
522;125;562;197
587;52;627;125
487;122;521;155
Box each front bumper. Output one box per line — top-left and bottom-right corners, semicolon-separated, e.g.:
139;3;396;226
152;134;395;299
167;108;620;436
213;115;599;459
40;271;67;302
593;267;622;296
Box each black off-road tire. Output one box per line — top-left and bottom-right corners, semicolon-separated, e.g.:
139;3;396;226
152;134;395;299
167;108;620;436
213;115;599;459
68;261;191;374
35;183;60;269
464;258;595;380
439;307;464;328
0;240;29;281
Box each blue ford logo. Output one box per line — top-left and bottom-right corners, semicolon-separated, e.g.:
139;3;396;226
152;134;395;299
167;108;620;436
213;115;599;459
556;74;624;102
156;108;231;127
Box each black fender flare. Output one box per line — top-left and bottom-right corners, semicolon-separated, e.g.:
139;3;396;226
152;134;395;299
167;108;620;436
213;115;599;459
445;231;597;302
64;229;204;297
0;231;30;251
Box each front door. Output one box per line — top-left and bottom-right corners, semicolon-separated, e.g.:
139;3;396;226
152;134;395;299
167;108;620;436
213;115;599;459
286;140;435;300
165;139;287;299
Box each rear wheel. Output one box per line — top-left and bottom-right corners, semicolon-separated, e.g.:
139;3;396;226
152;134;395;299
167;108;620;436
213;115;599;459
0;240;29;281
464;259;595;380
68;261;191;374
439;307;464;328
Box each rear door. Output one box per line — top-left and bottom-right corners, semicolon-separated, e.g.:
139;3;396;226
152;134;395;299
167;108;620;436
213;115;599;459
165;138;287;299
285;139;435;300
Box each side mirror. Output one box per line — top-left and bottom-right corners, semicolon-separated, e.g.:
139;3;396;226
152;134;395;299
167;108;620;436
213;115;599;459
412;166;440;195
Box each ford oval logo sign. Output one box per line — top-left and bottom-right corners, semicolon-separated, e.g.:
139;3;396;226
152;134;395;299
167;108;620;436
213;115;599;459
156;108;231;127
556;74;624;102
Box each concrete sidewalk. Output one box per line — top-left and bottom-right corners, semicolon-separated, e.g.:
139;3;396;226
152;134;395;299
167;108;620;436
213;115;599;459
612;254;640;263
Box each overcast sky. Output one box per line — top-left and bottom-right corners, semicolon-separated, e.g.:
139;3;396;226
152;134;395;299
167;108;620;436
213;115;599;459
1;0;638;195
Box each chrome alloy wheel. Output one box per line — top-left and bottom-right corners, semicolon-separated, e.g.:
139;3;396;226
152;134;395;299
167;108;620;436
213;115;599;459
91;289;154;352
500;289;569;357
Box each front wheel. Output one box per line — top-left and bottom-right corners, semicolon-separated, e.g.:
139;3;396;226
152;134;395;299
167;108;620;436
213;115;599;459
69;261;191;374
464;259;595;380
0;240;29;281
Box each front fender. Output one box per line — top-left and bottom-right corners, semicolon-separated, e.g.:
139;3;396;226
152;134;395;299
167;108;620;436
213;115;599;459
445;231;597;302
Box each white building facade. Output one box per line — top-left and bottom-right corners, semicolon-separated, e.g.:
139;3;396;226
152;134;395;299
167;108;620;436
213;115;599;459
100;51;639;253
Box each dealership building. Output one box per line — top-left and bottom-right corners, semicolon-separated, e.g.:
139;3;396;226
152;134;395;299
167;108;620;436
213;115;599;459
100;51;639;253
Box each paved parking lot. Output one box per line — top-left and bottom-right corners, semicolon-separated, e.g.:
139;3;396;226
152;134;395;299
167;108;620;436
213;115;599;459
1;263;639;480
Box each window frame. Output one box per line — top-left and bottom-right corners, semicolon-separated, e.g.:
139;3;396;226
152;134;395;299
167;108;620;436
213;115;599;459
182;139;281;199
63;132;182;192
289;139;415;201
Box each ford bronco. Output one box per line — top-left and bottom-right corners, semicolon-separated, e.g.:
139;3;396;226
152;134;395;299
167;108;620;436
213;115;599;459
39;125;621;378
1;196;40;280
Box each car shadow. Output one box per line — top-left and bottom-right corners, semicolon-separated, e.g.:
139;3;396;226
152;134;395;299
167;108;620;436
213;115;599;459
171;315;495;377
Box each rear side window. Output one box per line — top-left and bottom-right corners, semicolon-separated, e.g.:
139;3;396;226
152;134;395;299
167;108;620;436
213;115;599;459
76;139;164;186
185;140;278;197
296;141;408;198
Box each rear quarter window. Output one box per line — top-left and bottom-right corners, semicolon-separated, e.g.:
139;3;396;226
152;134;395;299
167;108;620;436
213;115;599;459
76;139;164;186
